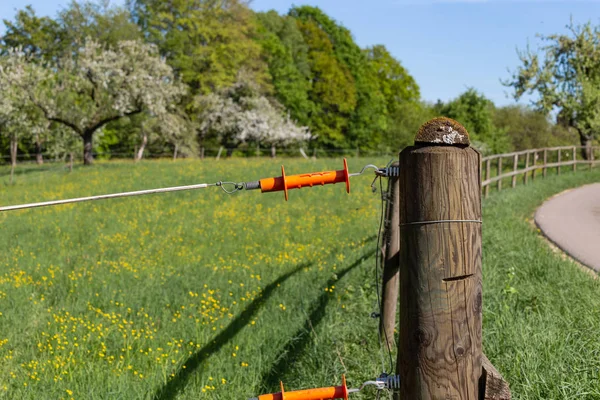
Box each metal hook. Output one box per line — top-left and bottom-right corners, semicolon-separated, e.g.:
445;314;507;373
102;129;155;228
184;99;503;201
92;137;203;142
216;181;245;194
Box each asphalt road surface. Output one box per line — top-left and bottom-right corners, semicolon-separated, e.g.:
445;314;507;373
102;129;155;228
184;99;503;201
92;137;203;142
535;183;600;272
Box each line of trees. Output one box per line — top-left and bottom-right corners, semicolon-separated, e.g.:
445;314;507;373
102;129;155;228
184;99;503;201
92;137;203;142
0;1;595;168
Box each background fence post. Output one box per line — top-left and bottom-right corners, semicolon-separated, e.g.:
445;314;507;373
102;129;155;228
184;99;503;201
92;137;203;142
543;149;548;178
524;152;530;185
380;162;400;352
573;146;577;172
557;150;561;175
512;154;518;188
497;157;502;191
485;159;491;198
532;152;537;181
396;117;483;399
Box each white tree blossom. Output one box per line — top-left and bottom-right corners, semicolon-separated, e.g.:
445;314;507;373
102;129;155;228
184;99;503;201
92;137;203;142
0;52;46;181
1;39;185;165
195;82;310;156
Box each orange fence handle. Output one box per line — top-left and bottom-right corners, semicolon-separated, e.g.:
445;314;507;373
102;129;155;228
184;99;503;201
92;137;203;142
254;375;349;400
258;159;350;201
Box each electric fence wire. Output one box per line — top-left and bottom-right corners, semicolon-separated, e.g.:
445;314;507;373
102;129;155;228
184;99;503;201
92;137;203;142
374;175;389;400
373;169;394;377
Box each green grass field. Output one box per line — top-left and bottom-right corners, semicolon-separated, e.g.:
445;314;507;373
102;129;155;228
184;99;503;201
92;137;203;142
1;158;600;399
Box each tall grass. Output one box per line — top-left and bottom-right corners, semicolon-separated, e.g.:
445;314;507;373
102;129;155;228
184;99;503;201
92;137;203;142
0;159;599;399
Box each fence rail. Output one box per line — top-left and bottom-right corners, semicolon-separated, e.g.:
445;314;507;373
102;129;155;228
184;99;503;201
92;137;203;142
481;146;599;198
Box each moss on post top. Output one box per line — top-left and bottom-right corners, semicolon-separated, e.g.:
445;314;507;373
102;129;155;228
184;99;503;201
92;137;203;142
415;117;470;146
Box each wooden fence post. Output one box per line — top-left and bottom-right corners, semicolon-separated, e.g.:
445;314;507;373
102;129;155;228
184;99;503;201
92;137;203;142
395;118;509;400
524;152;530;185
380;162;400;352
532;152;537;181
396;118;480;399
497;157;502;191
573;146;577;172
511;154;518;188
485;159;491;198
557;150;561;175
543;149;548;178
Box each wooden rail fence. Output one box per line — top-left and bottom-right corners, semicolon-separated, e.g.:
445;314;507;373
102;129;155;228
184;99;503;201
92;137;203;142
482;146;599;198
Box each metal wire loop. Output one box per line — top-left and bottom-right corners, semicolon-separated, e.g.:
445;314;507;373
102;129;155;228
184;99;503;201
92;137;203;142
216;181;245;194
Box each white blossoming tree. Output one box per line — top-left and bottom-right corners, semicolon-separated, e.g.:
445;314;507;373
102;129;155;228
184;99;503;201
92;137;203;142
0;59;45;182
2;39;185;165
196;79;310;157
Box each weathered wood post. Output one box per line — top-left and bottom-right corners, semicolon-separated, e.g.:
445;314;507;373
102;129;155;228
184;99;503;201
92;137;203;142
524;152;530;185
380;162;400;351
485;159;491;198
543;149;548;178
532;152;537;181
557;150;561;175
497;157;502;191
396;117;483;399
572;146;577;172
511;154;518;188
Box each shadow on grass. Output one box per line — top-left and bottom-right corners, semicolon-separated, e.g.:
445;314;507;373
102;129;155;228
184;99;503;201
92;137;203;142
152;262;311;400
258;249;377;393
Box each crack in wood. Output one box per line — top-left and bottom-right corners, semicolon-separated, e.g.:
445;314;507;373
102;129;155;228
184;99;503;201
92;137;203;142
442;273;474;282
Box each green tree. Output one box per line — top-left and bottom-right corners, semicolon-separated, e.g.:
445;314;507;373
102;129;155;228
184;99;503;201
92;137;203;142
295;18;356;148
290;6;387;150
364;44;422;151
57;0;142;48
364;45;420;114
256;11;313;125
493;105;576;150
384;101;436;152
1;1;141;60
128;0;268;95
436;88;510;154
1;6;65;60
504;20;600;159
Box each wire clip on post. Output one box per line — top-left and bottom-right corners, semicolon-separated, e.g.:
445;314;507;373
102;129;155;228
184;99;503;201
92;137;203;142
245;159;350;201
248;374;400;400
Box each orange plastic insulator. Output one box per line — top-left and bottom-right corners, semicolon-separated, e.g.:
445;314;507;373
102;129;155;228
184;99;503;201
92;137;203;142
259;159;351;201
256;375;349;400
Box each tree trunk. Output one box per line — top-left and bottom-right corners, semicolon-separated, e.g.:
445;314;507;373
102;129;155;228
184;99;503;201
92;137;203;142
271;144;276;158
10;136;17;184
226;147;234;157
35;134;44;165
173;144;178;160
69;152;74;172
82;132;94;165
135;133;148;162
200;146;205;160
580;134;593;160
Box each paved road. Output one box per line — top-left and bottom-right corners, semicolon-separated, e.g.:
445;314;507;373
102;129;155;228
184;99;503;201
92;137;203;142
535;183;600;272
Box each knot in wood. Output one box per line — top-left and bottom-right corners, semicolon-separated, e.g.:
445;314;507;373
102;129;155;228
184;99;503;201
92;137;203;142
412;327;432;348
415;117;470;146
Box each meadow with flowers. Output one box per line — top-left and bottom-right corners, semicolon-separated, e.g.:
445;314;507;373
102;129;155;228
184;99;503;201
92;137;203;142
2;159;600;399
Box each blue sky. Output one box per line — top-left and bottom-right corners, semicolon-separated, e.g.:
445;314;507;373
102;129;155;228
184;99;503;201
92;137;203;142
2;0;600;106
